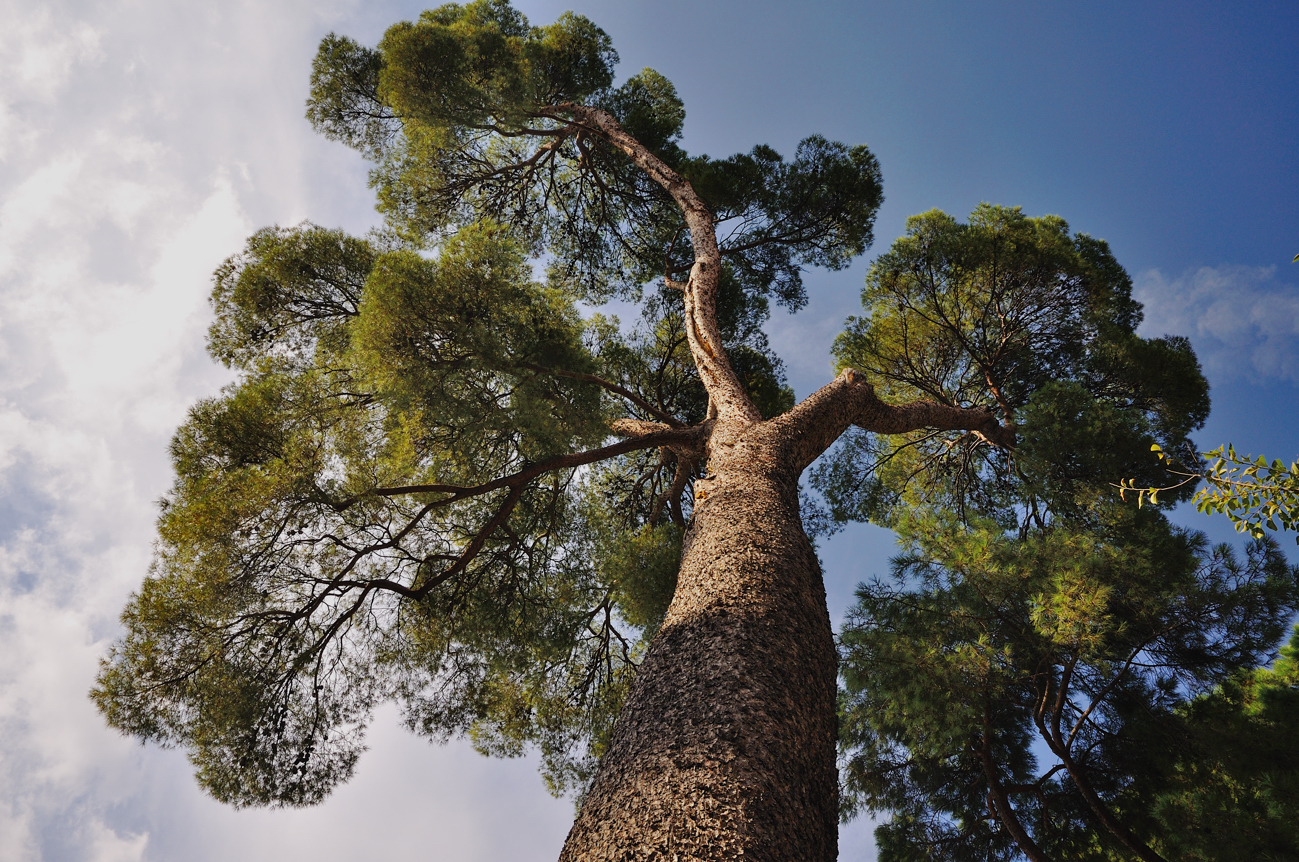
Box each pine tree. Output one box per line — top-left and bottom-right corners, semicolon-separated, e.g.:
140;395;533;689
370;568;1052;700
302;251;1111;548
92;5;1023;857
831;207;1299;861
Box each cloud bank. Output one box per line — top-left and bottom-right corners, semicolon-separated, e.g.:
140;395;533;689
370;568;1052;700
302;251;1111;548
1135;264;1299;385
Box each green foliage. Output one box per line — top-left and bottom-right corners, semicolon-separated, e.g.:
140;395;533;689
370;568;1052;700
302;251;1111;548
1149;625;1299;861
95;0;881;809
830;204;1298;860
677;136;883;309
304;0;883;310
818;204;1209;531
95;221;631;805
586;503;682;635
353;223;606;461
839;512;1299;860
1122;444;1299;543
208;223;375;368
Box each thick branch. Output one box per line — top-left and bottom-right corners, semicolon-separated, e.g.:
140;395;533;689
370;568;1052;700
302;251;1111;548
349;425;704;510
609;418;673;438
976;719;1054;862
774;368;1015;473
542;103;762;435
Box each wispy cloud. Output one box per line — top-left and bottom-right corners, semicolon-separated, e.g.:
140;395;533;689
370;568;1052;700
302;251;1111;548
1134;264;1299;384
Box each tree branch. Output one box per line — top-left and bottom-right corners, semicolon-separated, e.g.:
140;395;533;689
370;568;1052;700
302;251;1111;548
773;368;1016;474
340;425;704;511
976;711;1055;862
541;103;762;437
515;362;683;426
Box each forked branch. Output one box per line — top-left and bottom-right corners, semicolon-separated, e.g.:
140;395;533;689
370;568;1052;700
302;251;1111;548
540;103;762;434
776;368;1015;473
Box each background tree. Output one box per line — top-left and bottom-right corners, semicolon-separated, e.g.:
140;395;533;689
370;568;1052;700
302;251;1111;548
825;206;1299;860
1148;623;1299;861
92;3;1015;860
839;520;1297;862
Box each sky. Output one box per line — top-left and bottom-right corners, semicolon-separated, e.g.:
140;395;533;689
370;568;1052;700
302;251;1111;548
1;1;1296;860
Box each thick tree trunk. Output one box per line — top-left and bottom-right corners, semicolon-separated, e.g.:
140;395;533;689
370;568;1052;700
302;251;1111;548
546;104;1016;860
561;371;1013;861
559;425;838;861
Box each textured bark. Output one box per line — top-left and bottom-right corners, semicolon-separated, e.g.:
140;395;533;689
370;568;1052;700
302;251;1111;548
552;102;763;448
562;380;1013;861
550;104;1016;860
561;420;837;862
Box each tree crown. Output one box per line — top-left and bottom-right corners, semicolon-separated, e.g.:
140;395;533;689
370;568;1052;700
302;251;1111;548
93;0;888;806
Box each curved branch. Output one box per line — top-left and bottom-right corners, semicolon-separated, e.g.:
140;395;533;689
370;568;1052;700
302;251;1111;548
1031;667;1170;862
652;455;694;528
342;425;704;511
774;368;1016;473
976;715;1054;862
541;103;762;436
412;482;527;597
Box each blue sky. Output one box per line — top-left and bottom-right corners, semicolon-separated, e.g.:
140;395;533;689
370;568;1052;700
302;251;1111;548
0;2;1295;860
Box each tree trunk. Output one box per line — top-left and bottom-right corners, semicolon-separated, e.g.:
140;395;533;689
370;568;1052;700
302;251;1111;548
546;104;1015;860
559;423;838;861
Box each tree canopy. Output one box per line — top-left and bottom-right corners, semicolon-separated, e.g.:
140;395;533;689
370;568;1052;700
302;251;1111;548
87;4;1288;860
1150;622;1299;861
92;0;896;812
830;207;1299;861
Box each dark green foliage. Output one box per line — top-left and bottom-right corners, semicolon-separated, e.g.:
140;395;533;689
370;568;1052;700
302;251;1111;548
1150;625;1299;861
818;204;1209;531
829;203;1298;860
678;136;883;310
839;516;1299;861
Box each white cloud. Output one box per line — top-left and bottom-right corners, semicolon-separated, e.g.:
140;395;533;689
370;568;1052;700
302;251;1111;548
1134;264;1299;384
0;8;101;100
0;4;102;161
87;823;149;862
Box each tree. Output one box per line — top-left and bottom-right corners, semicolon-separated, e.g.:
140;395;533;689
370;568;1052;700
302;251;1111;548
91;4;1016;859
839;520;1297;862
827;208;1299;861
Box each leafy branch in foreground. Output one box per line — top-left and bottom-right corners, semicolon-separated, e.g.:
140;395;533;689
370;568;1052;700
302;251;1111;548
1119;444;1299;543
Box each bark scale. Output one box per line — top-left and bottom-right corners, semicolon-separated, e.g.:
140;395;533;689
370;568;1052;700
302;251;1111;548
560;420;837;861
561;374;1011;861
